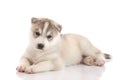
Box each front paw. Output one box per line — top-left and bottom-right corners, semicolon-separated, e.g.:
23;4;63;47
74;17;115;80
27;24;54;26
25;66;36;74
16;65;27;72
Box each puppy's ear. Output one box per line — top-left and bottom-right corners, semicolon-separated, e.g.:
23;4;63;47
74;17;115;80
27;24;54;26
55;24;62;32
31;17;39;24
56;24;62;32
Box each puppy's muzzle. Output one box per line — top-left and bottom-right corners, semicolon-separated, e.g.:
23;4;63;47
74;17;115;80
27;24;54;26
37;43;44;49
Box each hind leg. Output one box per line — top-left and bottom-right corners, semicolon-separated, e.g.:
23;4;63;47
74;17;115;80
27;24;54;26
79;36;106;66
81;44;105;66
82;54;105;66
82;51;105;66
94;53;105;66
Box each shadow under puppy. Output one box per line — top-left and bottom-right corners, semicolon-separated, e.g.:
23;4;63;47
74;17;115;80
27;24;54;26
16;17;111;74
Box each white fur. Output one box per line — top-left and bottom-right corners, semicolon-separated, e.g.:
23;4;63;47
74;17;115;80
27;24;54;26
43;22;49;34
16;20;106;74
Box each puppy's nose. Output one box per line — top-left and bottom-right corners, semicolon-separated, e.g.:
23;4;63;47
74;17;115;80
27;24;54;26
37;43;44;49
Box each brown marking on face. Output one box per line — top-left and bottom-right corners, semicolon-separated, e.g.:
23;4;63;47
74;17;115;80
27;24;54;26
31;17;62;38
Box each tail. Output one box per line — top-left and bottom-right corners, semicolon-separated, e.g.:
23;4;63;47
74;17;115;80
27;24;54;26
104;53;112;60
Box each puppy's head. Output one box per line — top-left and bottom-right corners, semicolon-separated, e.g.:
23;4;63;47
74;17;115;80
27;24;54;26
30;17;62;51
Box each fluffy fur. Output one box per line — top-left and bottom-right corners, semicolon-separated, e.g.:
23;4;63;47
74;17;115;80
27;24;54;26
16;17;111;74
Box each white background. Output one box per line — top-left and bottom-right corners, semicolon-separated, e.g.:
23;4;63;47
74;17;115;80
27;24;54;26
0;0;120;80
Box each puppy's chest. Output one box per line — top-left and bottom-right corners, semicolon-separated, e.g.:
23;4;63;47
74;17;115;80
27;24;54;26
31;52;58;64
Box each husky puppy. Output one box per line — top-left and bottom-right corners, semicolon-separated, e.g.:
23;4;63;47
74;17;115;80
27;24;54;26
16;17;111;74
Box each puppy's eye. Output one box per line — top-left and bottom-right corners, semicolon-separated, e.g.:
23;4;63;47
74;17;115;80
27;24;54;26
35;32;40;36
47;35;53;40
